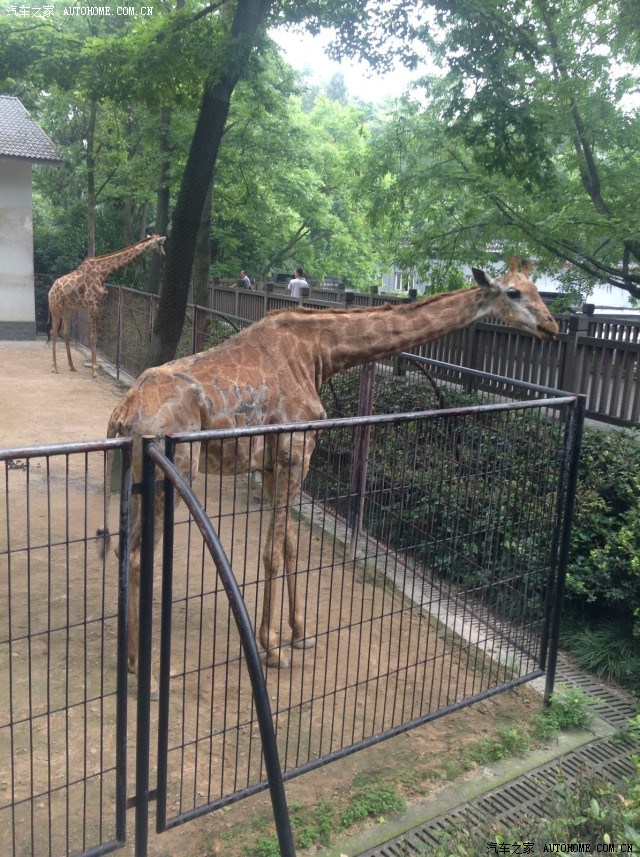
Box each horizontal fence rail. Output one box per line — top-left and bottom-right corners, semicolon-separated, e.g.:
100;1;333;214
33;274;639;428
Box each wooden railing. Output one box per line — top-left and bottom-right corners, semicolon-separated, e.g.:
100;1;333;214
68;281;640;429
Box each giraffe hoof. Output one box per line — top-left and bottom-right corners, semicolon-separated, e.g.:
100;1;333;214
69;366;77;372
52;368;58;374
266;651;290;669
293;636;316;650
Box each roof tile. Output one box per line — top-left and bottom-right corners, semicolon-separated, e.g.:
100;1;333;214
0;96;62;164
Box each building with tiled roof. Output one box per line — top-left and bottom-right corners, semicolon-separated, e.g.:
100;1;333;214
0;96;62;339
0;96;63;165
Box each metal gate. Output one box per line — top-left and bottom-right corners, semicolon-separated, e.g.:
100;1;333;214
1;363;584;857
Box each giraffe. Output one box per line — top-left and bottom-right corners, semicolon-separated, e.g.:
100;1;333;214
101;257;558;687
48;234;166;377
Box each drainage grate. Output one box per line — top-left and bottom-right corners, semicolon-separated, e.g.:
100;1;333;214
357;659;638;856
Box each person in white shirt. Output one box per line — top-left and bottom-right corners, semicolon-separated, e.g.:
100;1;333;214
233;270;251;289
287;268;308;298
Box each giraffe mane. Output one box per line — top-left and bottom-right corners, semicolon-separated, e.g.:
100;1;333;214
265;288;481;320
80;235;158;262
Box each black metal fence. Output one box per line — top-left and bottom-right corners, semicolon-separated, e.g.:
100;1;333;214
0;361;584;857
0;437;132;857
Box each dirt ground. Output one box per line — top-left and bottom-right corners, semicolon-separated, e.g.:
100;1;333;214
0;340;544;857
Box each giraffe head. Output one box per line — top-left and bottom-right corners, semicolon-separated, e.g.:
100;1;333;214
147;233;167;256
471;257;559;341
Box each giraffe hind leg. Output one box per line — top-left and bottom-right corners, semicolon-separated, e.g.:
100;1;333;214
259;454;315;667
285;517;316;651
61;313;76;371
50;312;60;373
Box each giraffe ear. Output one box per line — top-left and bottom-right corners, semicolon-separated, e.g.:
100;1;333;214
472;268;495;289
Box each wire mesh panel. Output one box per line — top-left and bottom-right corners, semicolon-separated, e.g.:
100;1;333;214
155;381;579;829
0;440;131;857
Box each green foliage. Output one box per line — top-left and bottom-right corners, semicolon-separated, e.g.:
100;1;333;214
322;370;640;662
318;371;563;621
465;726;531;765
533;684;601;740
364;0;640;299
247;835;280;857
422;762;640;855
565;428;640;634
339;783;406;828
560;622;640;696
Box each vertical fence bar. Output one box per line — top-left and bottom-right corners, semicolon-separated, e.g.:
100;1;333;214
348;362;376;556
155;436;177;833
115;286;123;381
135;437;157;857
115;441;133;844
544;395;586;704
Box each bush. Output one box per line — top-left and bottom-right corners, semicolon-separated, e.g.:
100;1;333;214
318;373;640;688
560;621;640;695
566;428;640;635
318;372;563;621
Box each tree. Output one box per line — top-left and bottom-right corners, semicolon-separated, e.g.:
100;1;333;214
144;0;425;364
406;0;640;297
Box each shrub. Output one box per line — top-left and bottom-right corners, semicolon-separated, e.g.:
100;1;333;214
560;621;640;695
533;683;600;739
565;428;640;635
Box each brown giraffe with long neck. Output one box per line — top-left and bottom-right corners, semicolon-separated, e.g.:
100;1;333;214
49;234;166;377
103;257;558;686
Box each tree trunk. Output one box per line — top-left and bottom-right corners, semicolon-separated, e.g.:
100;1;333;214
193;177;213;308
147;0;271;366
145;105;172;294
86;101;98;257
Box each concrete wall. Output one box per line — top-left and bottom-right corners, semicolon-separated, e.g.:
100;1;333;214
0;160;36;339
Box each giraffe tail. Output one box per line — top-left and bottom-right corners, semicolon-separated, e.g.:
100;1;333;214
97;407;121;559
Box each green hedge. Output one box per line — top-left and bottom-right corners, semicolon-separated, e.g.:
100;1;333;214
318;372;640;635
565;427;640;634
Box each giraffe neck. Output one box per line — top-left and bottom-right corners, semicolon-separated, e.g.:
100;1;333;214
90;238;156;276
311;287;489;382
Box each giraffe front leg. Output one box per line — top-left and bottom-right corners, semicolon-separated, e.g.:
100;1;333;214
89;317;98;377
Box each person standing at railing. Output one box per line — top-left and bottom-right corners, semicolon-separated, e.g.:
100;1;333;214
233;270;252;289
288;268;308;298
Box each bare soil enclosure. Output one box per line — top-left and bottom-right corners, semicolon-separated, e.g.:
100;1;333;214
0;341;544;857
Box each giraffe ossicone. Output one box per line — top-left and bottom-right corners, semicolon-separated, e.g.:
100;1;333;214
101;257;558;689
48;234;166;378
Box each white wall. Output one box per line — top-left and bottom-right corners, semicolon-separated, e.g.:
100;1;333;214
0;159;36;335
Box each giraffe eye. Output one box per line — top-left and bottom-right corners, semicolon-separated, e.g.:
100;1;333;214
506;287;521;299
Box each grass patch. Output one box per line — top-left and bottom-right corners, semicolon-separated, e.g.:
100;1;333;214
196;685;606;856
561;621;640;696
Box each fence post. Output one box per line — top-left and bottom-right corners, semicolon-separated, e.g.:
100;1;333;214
348;361;376;557
559;313;589;392
464;321;479;370
543;394;586;704
135;437;157;857
116;286;123;381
